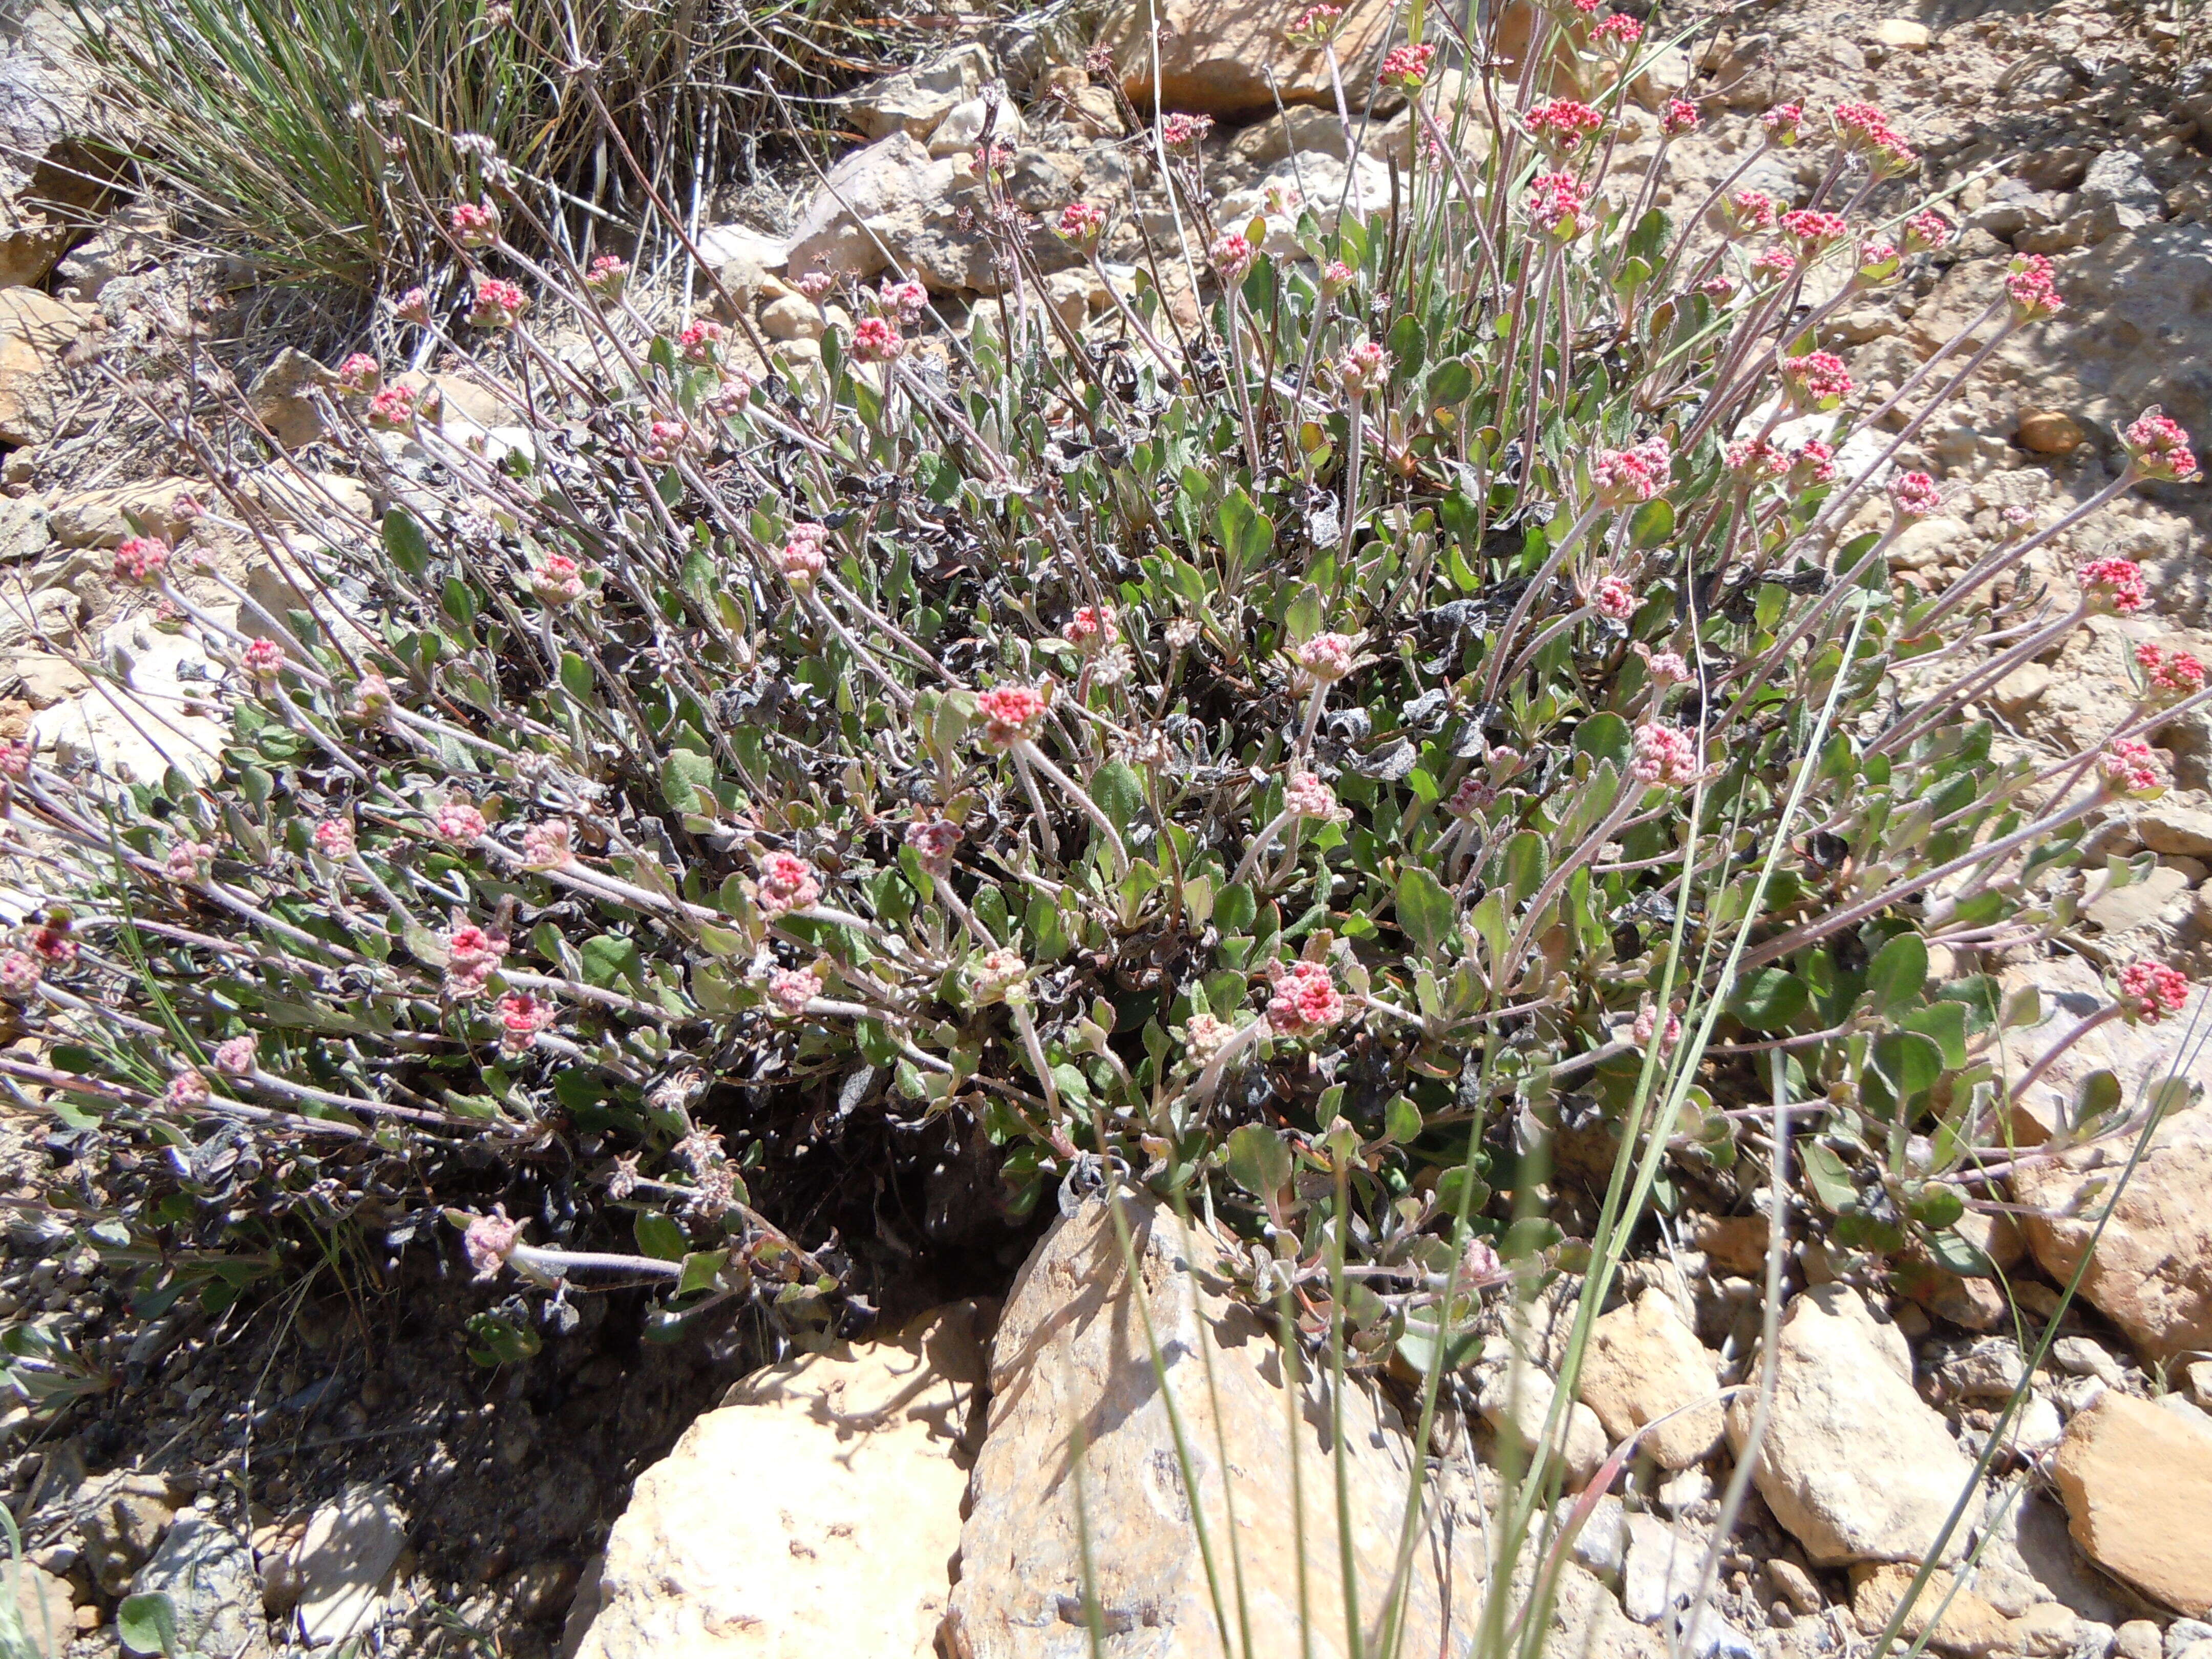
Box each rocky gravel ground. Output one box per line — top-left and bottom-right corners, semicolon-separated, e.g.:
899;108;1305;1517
3;0;2212;1652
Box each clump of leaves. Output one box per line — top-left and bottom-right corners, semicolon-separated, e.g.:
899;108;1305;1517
7;21;2203;1376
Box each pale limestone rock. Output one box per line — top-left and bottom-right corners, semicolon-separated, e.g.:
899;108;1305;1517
1479;1357;1610;1491
2053;1392;2212;1615
1621;1513;1704;1625
1217;154;1393;261
943;1195;1481;1658
841;44;992;142
572;1303;989;1659
290;1484;408;1646
1101;0;1398;118
2013;1095;2212;1365
2082;864;2191;935
927;94;1023;158
2135;802;2212;857
1726;1285;1979;1566
1850;1564;2015;1656
1873;18;1932;47
8;1560;76;1659
246;349;336;449
1998;955;2212;1150
126;1516;270;1659
49;478;202;548
1576;1290;1724;1470
0;289;92;446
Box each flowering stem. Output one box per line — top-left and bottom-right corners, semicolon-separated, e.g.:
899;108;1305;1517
1501;781;1640;987
1016;741;1130;879
1233;808;1301;889
1911;469;2137;637
1737;790;2102;972
1873;601;2088;756
1479;501;1606;715
507;1241;683;1283
2006;1003;2123;1109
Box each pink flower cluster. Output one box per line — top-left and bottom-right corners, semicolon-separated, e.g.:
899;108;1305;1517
1062;605;1119;652
2118;961;2189;1025
1526;170;1588;238
1857;237;1900;282
1378;41;1435;90
2135;643;2206;700
904;815;962;876
1336;338;1391;395
1527;98;1604;148
879;279;927;321
1266;959;1344;1036
2079;557;2147;615
779;522;830;588
1778;208;1849;251
1750;246;1797;284
1889;471;1943;519
1296;631;1356;683
212;1035;255;1075
114;536;168;586
1780;350;1853;411
464;1208;523;1280
1760;103;1802;144
1320;259;1356;296
677;318;724;364
166;840;214;883
496;990;557;1053
1592;574;1636;621
1162;112;1213;147
1284;2;1343;45
976;682;1049;748
1283;772;1337;819
584;254;630;299
1832;99;1916;171
1590;12;1641;46
470;278;526;329
445;920;508;998
2005;253;2064;322
643;419;693;465
528;554;586;606
2123;407;2201;483
1793;438;1839;484
1632;1002;1682;1053
0;949;39;996
2098;737;2168;798
765;967;817;1019
521;819;573;870
0;738;29;779
1903;210;1953;251
167;1069;209;1109
367;384;419;432
1210;231;1256;283
27;918;74;964
1055;200;1107;250
1724;190;1776;237
1727;436;1790;481
756;851;823;919
313;819;355;859
1593;436;1672;506
849;315;905;363
242;641;285;686
334;353;379;395
435;797;488;845
1661;98;1700;138
1631;721;1701;787
449;200;499;247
